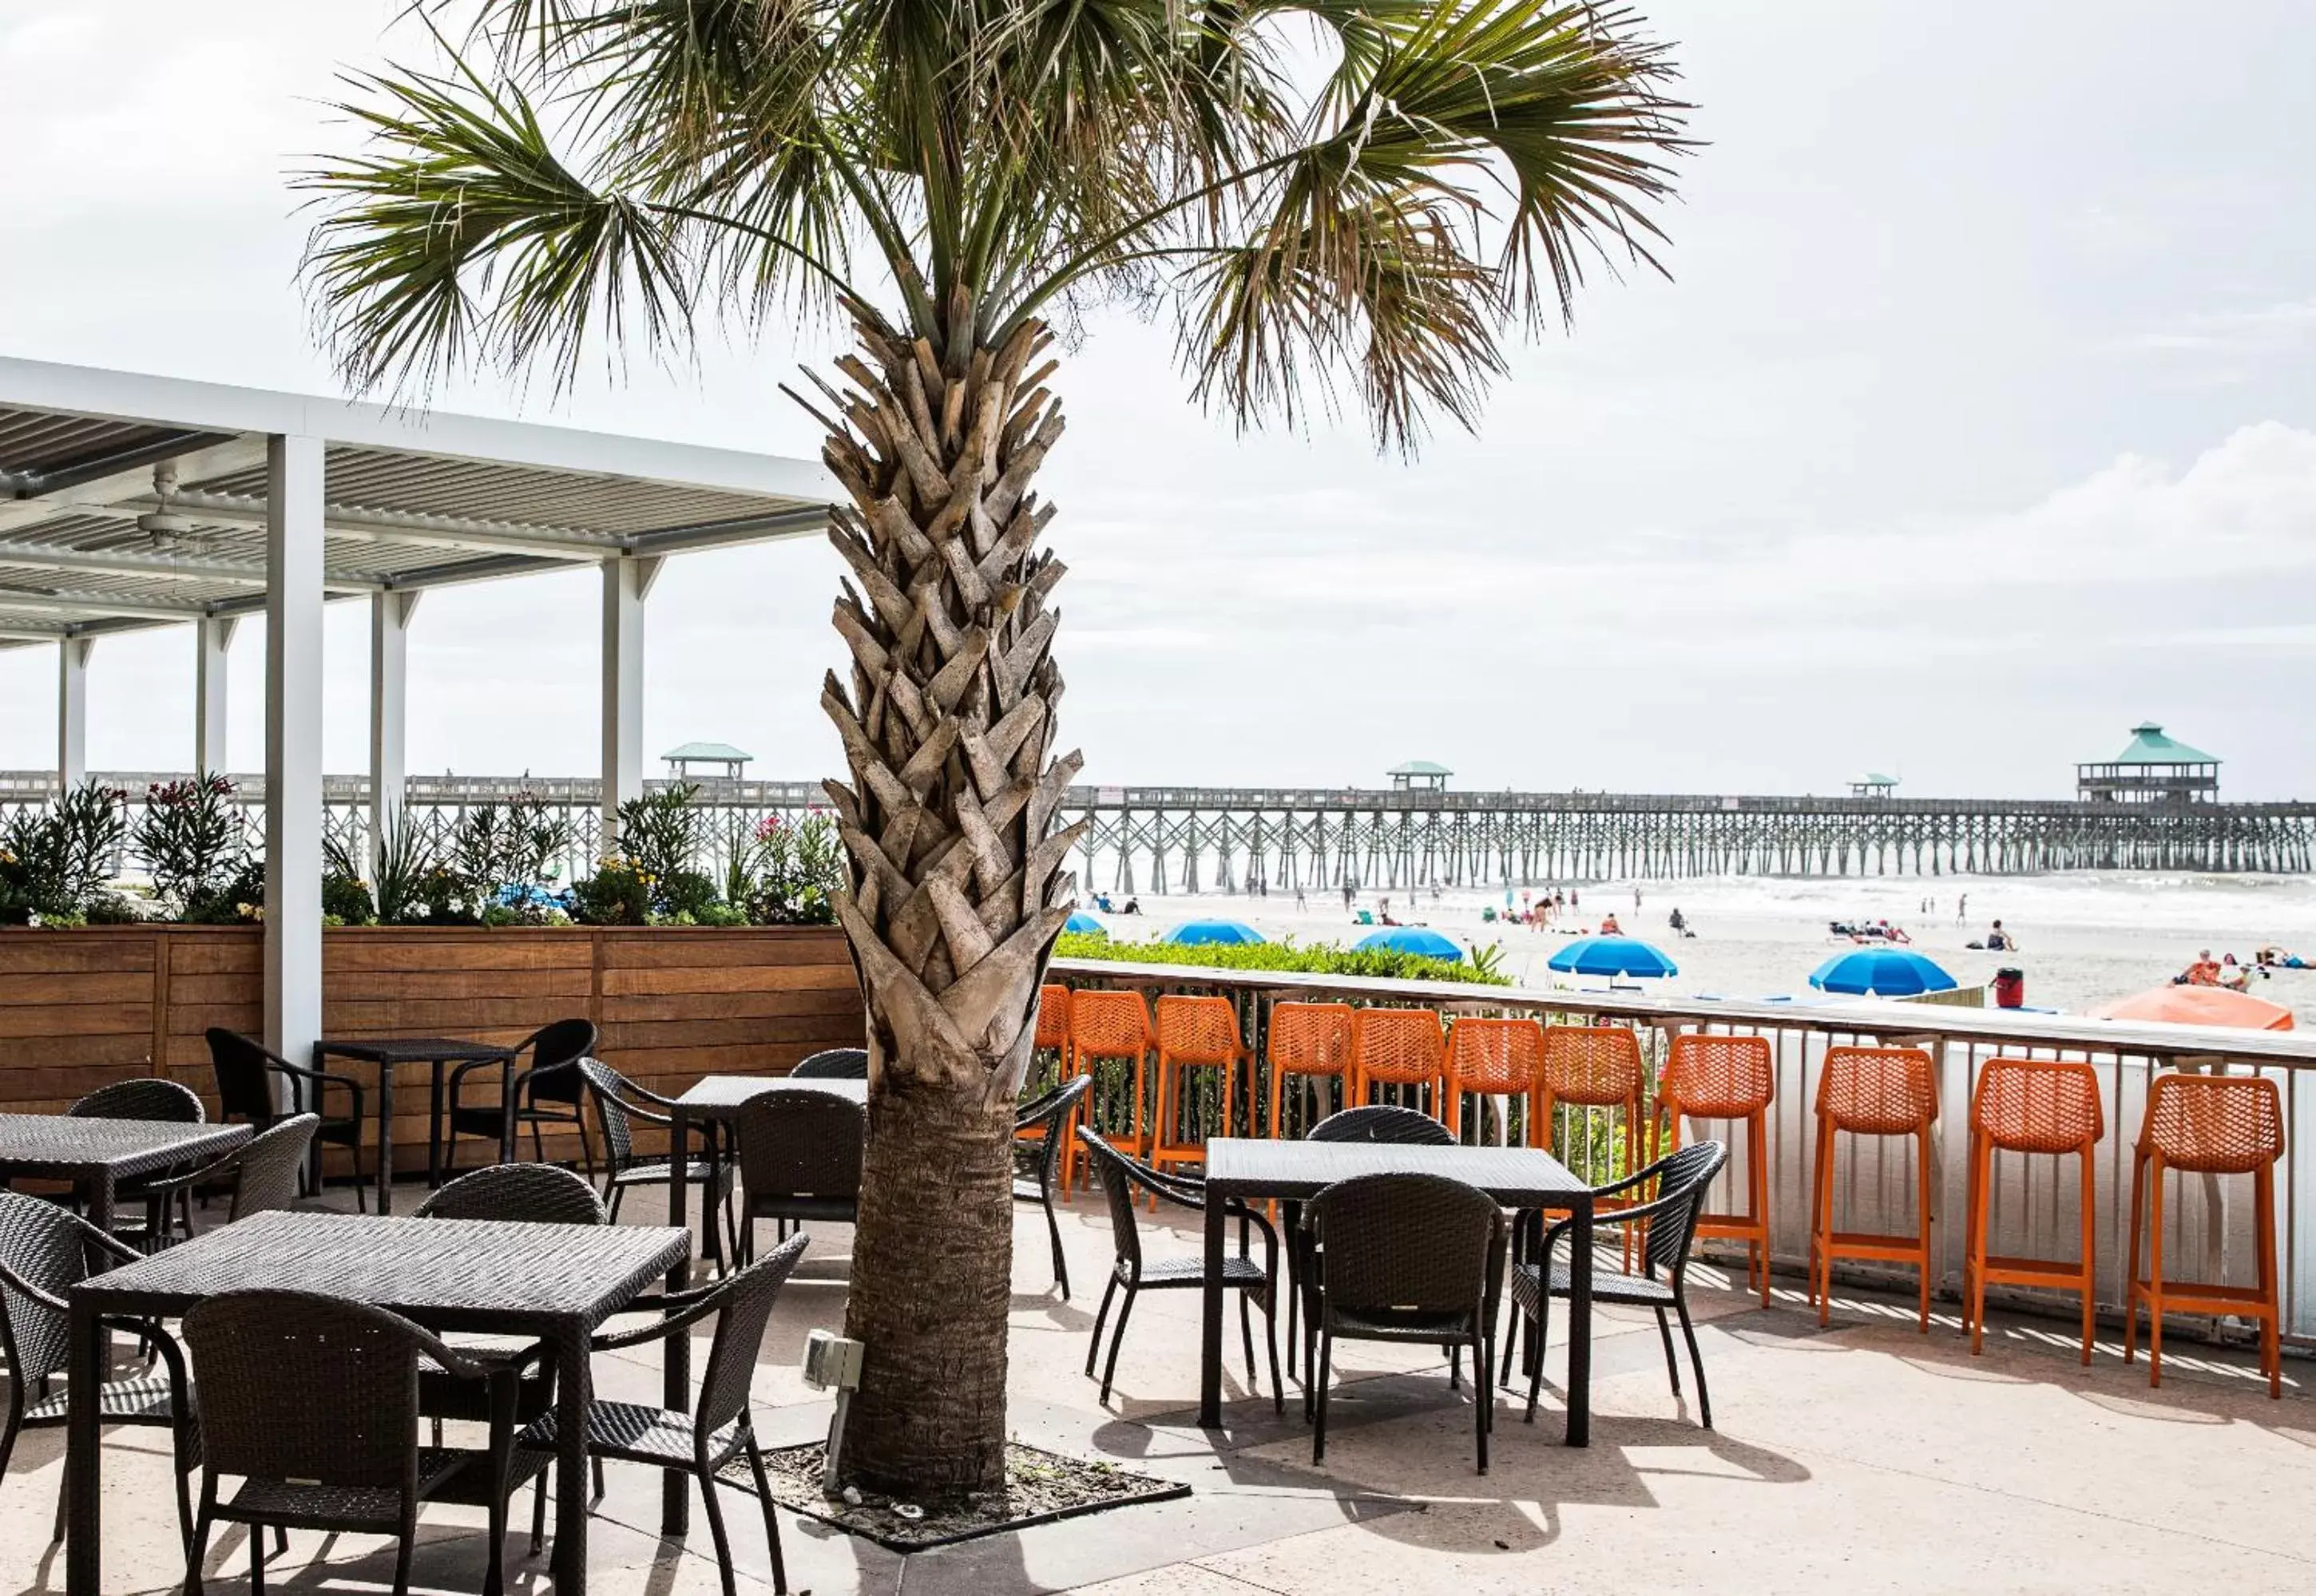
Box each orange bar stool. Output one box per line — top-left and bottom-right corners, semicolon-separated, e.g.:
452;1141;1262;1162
1065;988;1155;1179
1533;1025;1648;1175
1266;1002;1357;1140
1964;1058;2103;1360
1149;996;1248;1186
1810;1044;1938;1330
1441;1017;1545;1143
1656;1032;1777;1306
1030;983;1080;1182
1535;1024;1650;1265
2125;1071;2286;1397
1349;1008;1446;1113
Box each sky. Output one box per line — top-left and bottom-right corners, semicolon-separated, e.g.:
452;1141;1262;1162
2;1;2312;801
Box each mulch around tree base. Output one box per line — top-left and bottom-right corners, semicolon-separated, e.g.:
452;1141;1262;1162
730;1440;1189;1551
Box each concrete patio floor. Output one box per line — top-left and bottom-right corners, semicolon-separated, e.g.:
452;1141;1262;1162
6;1178;2314;1596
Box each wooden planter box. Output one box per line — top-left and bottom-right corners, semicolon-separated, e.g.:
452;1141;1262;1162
0;924;864;1172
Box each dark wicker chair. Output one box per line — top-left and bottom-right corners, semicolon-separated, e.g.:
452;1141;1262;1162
733;1087;865;1258
1305;1172;1504;1472
1283;1103;1458;1376
444;1018;600;1176
414;1163;607;1500
580;1060;740;1260
205;1027;367;1210
1508;1139;1729;1428
1015;1074;1093;1298
126;1115;319;1255
788;1047;868;1079
69;1077;206;1123
0;1190;199;1550
414;1162;609;1225
69;1077;208;1246
180;1288;540;1596
518;1234;811;1596
1075;1127;1282;1411
1307;1105;1456;1146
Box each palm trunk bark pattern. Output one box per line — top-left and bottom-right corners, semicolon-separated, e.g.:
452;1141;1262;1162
805;292;1083;1497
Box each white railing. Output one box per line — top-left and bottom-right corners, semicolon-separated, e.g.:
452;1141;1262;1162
1051;957;2316;1346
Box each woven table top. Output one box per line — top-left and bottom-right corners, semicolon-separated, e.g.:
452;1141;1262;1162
315;1037;518;1064
0;1114;251;1182
676;1076;868;1118
71;1210;689;1329
1204;1138;1591;1207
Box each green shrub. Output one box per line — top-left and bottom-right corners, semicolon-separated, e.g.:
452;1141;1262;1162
571;859;653;926
0;782;129;923
184;857;268;924
741;812;843;925
134;775;249;918
323;871;378;925
1051;932;1512;986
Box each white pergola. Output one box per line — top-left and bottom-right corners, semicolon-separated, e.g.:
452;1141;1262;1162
0;357;833;1062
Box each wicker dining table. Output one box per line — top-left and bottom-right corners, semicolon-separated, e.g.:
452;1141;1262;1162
312;1035;521;1212
65;1209;689;1596
0;1112;250;1240
1198;1138;1599;1444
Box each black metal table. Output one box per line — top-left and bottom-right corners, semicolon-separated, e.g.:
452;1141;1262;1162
0;1112;251;1241
65;1209;688;1596
314;1036;520;1211
661;1072;864;1531
1199;1138;1597;1445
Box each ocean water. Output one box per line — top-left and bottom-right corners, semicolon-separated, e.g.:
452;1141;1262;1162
1081;871;2316;1028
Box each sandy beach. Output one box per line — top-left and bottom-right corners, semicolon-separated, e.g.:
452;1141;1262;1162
1077;869;2316;1028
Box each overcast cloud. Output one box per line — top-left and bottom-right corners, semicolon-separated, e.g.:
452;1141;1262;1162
2;1;2310;799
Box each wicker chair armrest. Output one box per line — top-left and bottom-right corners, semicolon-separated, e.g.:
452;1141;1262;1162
134;1143;250;1198
55;1204;149;1265
445;1053;512;1098
590;1287;730;1351
1533;1185;1695;1257
276;1057;365;1119
609;1073;687;1112
0;1253;69;1313
403;1321;498;1383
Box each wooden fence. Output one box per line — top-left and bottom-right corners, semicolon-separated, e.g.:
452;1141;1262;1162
0;925;864;1169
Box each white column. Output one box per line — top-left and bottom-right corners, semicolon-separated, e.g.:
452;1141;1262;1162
194;616;236;775
368;590;418;869
599;556;660;852
57;636;92;790
264;434;326;1065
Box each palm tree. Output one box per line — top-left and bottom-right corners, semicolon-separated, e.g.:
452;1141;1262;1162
299;0;1688;1499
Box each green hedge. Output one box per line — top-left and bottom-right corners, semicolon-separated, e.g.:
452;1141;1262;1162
1052;932;1511;985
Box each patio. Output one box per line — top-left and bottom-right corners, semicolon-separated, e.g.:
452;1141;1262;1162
7;1185;2309;1596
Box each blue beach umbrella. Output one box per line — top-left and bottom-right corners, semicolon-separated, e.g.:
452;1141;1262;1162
1548;935;1679;980
1064;911;1108;937
1809;948;1957;996
1355;926;1465;962
1163;919;1266;947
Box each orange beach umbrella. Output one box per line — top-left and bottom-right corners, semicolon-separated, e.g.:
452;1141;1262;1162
2089;985;2294;1032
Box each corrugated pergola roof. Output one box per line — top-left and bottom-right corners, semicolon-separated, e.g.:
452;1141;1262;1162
0;358;835;646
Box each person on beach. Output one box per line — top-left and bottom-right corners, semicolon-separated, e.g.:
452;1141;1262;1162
2182;950;2221;986
1957;893;1968;925
1600;912;1624;935
1983;920;2015;952
1295;888;1307;910
1342;881;1354;911
2220;954;2251;992
1633;887;1643;911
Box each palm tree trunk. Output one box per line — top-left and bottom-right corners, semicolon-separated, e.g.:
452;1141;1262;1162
804;294;1081;1498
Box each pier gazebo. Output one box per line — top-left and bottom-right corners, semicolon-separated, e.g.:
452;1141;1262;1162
663;741;753;781
2076;722;2220;804
1387;760;1452;792
1849;772;1900;799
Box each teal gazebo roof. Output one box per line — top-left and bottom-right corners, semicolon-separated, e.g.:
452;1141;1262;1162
1387;760;1453;776
2109;723;2216;766
662;741;754;763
